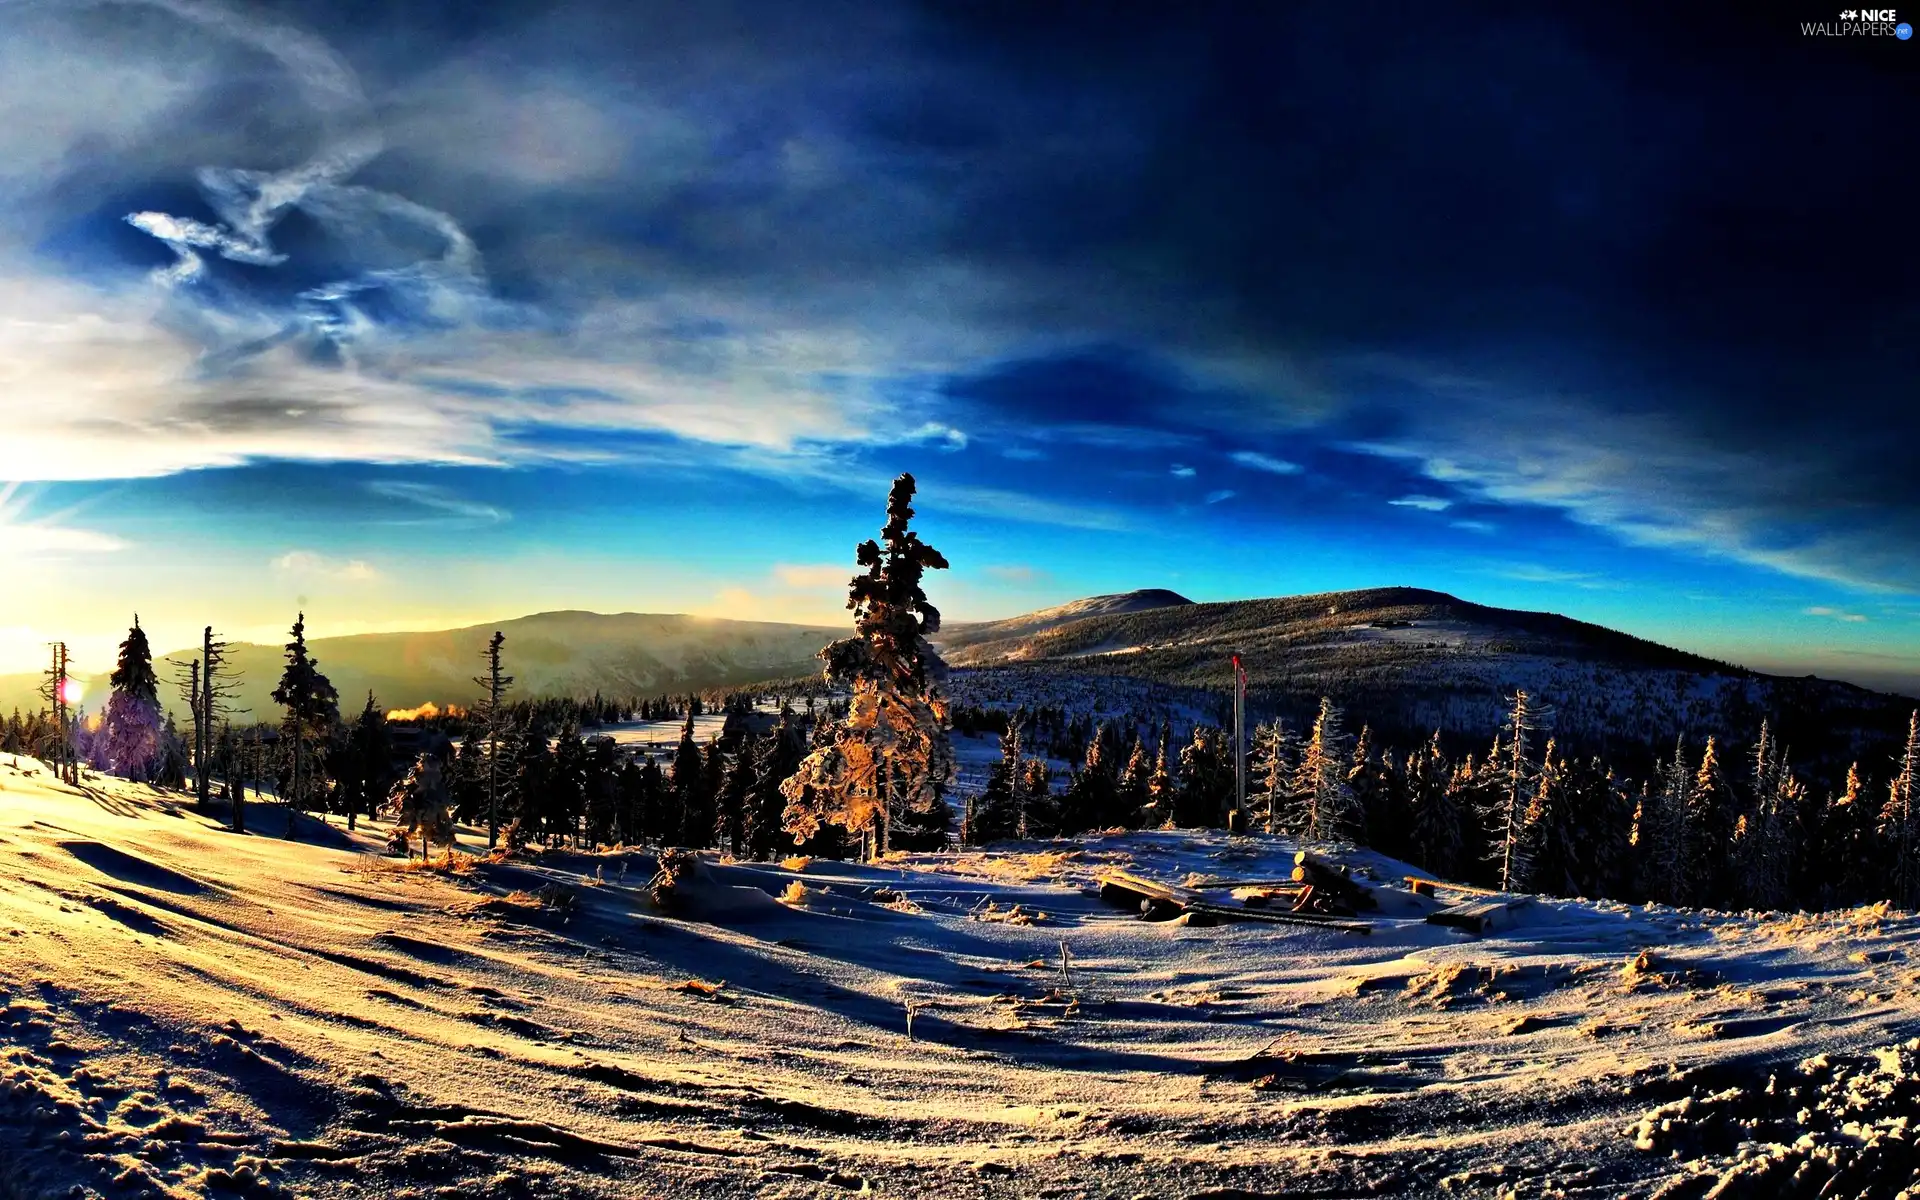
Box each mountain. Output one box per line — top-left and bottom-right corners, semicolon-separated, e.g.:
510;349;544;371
938;588;1191;659
935;586;1918;773
53;611;843;720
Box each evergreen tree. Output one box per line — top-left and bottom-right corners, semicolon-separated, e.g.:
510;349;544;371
506;723;553;850
971;721;1027;843
1144;735;1176;828
670;711;707;847
93;617;166;782
717;745;756;856
392;750;456;863
582;737;620;849
1250;720;1298;835
1114;734;1151;830
1406;731;1466;880
109;616;159;703
1021;755;1057;839
782;474;954;859
1687;736;1735;906
550;719;588;847
1292;697;1358;843
1820;762;1872;908
1519;739;1581;895
1483;690;1547;891
1174;724;1233;828
270;614;340;839
472;631;514;849
1636;739;1691;904
1734;725;1800;910
1060;723;1119;835
337;692;394;832
638;754;672;845
746;714;805;858
1880;711;1920;909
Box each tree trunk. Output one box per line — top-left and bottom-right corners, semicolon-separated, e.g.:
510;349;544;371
286;732;301;838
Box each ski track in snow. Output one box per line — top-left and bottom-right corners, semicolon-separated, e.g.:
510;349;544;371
2;754;1919;1198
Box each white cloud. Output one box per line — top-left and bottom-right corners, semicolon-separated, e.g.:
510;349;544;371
1805;606;1868;623
1170;464;1197;478
1450;519;1496;533
1204;489;1237;504
271;550;379;583
1230;450;1302;475
1389;494;1452;511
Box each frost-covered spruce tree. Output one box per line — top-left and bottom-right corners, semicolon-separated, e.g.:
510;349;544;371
1880;711;1920;909
971;720;1026;843
1115;733;1151;830
1482;690;1548;892
1406;732;1465;880
1143;735;1177;828
1174;725;1233;828
271;613;339;839
1634;737;1691;904
1734;723;1800;910
1291;696;1357;843
93;616;166;782
1250;719;1298;836
1686;736;1735;906
1060;724;1119;835
1519;739;1582;896
745;712;805;859
781;473;954;860
1820;762;1872;909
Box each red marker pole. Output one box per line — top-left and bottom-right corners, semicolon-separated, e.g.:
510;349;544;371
1231;654;1247;830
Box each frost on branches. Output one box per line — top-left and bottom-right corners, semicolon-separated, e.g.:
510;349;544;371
781;473;955;857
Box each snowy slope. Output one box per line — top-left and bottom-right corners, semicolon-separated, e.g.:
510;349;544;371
3;757;1919;1198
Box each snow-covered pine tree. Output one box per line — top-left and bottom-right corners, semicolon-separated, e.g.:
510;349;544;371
971;721;1026;843
1817;762;1871;908
1639;737;1692;904
780;473;954;860
338;691;394;832
1877;711;1919;908
1686;736;1735;907
1115;733;1151;830
471;631;514;849
1518;739;1582;896
1060;724;1118;835
1482;690;1549;892
669;710;705;848
93;616;167;783
717;742;756;856
1143;735;1176;828
1249;719;1298;836
1174;725;1233;829
392;749;456;863
1291;696;1357;844
1733;723;1800;910
1021;755;1056;838
1406;731;1465;880
745;712;805;859
270;614;339;839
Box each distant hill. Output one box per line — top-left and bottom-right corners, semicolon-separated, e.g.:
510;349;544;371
935;586;1918;774
46;611;843;720
939;589;1191;659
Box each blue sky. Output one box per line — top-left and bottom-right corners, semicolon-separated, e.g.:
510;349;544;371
0;0;1915;694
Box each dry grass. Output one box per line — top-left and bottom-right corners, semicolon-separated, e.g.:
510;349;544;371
779;880;811;906
780;856;813;871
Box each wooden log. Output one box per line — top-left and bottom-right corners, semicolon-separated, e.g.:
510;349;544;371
1409;879;1436;897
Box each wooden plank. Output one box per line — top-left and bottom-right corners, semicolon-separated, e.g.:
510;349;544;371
1097;871;1370;934
1426;896;1535;935
1182;877;1307;891
1188;902;1371;934
1404;876;1506;898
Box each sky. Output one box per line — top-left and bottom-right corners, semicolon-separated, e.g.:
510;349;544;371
0;0;1916;694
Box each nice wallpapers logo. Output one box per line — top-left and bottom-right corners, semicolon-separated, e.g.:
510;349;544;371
1803;8;1914;35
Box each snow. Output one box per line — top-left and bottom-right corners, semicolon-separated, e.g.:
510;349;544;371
4;754;1919;1197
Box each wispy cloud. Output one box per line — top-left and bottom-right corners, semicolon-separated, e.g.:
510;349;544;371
982;564;1046;584
1487;562;1619;589
1204;489;1236;504
272;550;379;583
366;481;507;523
1170;464;1196;478
1389;494;1452;511
1805;606;1868;623
1450;518;1496;533
1230;450;1302;475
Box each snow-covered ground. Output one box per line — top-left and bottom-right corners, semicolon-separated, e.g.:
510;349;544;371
3;754;1918;1198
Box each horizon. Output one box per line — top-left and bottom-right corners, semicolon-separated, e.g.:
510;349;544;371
2;2;1916;695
